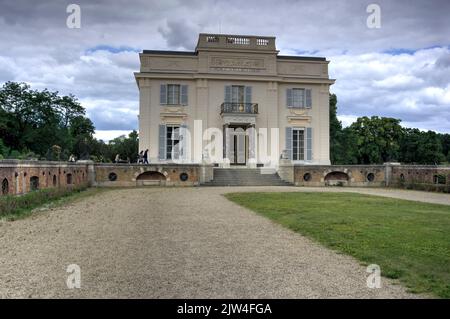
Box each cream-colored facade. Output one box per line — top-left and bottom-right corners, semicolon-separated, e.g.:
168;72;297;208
135;34;335;167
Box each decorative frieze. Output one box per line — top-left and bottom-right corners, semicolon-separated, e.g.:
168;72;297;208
209;56;265;72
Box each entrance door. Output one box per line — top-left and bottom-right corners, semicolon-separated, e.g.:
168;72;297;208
233;128;247;165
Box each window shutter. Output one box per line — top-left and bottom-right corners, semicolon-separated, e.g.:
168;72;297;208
160;84;167;105
287;89;293;108
181;85;188;105
285;127;292;160
158;124;166;160
306;89;312;108
306;127;312;161
225;86;232;103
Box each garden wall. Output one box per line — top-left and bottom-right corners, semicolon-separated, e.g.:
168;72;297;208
0;160;89;196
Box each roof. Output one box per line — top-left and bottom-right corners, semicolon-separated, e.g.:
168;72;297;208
277;55;326;61
142;50;197;56
141;50;326;62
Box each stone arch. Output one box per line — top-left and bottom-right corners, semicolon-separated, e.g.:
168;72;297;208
2;178;9;195
324;171;349;186
136;171;167;186
66;173;73;185
30;176;39;191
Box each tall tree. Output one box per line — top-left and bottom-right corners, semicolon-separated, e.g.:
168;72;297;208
349;116;404;164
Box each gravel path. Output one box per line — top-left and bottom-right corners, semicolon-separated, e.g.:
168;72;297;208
1;186;439;298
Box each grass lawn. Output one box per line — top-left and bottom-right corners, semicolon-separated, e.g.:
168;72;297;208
225;192;450;298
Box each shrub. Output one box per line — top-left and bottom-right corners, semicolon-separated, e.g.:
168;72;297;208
0;183;88;218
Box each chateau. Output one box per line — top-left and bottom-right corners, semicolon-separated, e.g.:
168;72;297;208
134;33;335;167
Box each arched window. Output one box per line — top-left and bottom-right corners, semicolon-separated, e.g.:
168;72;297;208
53;175;57;187
2;178;9;195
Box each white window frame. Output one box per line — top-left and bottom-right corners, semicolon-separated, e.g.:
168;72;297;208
292;128;305;161
292;88;305;108
166;125;180;160
167;84;180;105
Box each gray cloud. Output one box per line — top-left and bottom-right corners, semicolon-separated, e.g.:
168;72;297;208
0;0;449;139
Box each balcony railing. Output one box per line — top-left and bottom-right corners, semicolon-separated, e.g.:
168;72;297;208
220;102;258;115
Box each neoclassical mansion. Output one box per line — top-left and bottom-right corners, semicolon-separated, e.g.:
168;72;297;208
135;34;335;167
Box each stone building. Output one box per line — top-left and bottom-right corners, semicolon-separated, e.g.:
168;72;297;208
135;33;335;167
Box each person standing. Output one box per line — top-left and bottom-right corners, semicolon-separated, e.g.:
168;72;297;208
143;149;149;164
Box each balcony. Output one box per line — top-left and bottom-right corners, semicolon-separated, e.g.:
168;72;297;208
197;34;276;51
220;102;259;115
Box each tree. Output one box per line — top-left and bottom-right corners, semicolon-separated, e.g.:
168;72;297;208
329;94;358;164
107;130;139;162
399;129;445;164
0;82;94;160
349;116;404;164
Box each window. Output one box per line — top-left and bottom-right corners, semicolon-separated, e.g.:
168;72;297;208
160;84;188;105
166;125;180;160
292;88;305;108
287;88;312;108
231;86;245;103
167;84;180;105
292;129;305;161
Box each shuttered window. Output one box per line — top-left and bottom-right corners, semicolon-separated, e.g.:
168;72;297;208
287;88;312;108
292;128;305;161
166;125;181;160
160;84;188;105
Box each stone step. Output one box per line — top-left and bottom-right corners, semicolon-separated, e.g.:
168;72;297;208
201;168;293;186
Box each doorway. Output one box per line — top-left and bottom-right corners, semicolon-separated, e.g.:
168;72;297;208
230;126;248;165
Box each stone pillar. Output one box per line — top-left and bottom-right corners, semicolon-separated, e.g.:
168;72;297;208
278;159;294;183
384;162;400;187
248;124;257;168
78;160;96;187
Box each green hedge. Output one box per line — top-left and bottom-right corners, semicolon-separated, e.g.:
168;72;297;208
0;184;88;218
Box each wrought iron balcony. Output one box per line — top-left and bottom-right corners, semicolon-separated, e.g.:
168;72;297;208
220;102;259;115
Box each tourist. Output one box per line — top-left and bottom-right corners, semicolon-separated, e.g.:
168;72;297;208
138;150;143;164
143;149;149;164
115;154;120;163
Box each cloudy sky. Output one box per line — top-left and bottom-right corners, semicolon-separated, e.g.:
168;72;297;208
0;0;449;140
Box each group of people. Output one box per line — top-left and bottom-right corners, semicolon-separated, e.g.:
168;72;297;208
113;149;149;164
137;149;149;164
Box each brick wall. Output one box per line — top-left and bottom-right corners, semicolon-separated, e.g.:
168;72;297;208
93;163;202;187
0;160;89;196
293;165;386;187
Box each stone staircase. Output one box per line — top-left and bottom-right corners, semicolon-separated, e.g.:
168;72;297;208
202;168;292;186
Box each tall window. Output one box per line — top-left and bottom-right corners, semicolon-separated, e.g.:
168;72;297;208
292;129;305;161
287;88;311;108
231;85;245;103
160;84;188;105
292;88;305;108
167;84;180;105
166;125;180;160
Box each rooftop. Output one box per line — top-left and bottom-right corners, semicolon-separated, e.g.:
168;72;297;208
141;34;326;61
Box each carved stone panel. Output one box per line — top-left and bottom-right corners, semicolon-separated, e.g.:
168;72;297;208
209;56;265;72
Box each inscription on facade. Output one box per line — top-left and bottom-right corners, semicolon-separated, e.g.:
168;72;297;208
209;56;265;71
